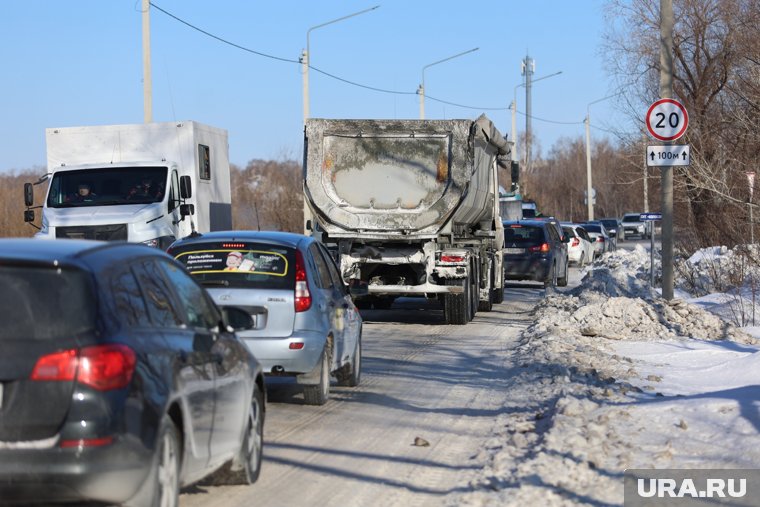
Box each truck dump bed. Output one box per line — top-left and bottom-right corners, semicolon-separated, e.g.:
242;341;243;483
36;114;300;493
304;116;509;239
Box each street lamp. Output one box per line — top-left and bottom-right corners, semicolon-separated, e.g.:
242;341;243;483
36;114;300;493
584;92;622;221
418;47;479;119
510;71;562;163
302;5;379;124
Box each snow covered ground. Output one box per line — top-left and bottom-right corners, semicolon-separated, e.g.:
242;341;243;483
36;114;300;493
456;245;760;506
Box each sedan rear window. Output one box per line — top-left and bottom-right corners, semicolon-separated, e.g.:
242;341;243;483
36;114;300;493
0;266;95;341
503;225;545;244
171;242;296;290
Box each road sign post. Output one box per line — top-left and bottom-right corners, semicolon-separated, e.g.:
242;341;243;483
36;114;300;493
748;171;756;244
640;213;662;287
646;91;688;301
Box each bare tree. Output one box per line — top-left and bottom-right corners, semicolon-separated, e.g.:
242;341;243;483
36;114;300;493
603;0;760;248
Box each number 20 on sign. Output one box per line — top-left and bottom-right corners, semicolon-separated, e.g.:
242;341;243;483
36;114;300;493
646;98;689;142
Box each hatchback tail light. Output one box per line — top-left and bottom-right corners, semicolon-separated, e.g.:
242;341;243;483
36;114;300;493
31;345;136;391
529;243;551;253
294;249;312;312
571;238;580;247
597;236;605;242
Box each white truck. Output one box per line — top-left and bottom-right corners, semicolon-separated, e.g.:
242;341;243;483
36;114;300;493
303;115;509;325
23;121;232;249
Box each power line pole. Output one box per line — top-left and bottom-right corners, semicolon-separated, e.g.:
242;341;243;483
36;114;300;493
142;0;152;123
522;54;534;174
660;0;674;300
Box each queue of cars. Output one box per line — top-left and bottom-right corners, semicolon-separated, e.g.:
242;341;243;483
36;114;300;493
502;211;652;289
0;231;363;506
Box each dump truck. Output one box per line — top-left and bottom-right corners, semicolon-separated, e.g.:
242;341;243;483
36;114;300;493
303;115;509;325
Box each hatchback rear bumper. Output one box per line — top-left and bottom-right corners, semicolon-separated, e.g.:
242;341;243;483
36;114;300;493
0;436;153;505
503;256;551;282
240;329;327;376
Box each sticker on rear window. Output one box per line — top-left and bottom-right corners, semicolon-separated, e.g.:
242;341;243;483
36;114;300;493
176;250;288;276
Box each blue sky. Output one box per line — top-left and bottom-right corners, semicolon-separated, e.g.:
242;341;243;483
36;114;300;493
0;0;629;172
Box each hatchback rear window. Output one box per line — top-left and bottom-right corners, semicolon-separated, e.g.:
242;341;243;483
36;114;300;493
503;225;545;243
0;266;95;341
171;242;296;290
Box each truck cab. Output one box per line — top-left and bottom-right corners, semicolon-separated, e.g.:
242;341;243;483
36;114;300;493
24;121;231;248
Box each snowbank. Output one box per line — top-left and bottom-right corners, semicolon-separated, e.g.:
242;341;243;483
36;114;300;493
456;247;760;506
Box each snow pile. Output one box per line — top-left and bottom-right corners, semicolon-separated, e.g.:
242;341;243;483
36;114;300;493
677;245;760;296
456;246;760;507
580;245;658;299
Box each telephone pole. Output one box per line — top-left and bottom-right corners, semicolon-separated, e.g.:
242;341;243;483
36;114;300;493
660;0;674;300
522;54;534;174
142;0;152;123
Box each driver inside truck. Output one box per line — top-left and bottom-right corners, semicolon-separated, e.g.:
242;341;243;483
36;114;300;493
66;182;97;203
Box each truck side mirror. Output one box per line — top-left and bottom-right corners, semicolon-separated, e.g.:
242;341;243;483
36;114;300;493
180;204;195;217
24;210;35;223
180;176;192;199
24;183;34;207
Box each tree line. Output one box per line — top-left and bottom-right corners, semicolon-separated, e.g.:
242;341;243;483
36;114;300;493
3;0;757;253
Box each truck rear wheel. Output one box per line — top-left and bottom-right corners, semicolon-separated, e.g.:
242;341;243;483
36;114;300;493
478;260;494;312
444;277;469;325
469;262;479;321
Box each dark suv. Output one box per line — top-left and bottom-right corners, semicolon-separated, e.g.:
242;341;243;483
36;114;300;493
0;239;265;507
502;220;569;288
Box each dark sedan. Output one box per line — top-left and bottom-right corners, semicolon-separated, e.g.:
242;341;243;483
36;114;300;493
0;239;265;507
502;220;569;288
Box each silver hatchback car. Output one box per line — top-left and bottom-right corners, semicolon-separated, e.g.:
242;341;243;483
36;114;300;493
168;231;362;405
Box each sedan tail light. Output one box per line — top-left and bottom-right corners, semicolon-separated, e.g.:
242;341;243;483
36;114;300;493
529;243;551;253
31;345;136;391
596;236;605;242
294;249;312;312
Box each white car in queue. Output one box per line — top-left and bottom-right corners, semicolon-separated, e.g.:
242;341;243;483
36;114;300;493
561;223;595;266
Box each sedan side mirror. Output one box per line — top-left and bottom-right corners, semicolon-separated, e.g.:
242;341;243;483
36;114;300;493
222;306;254;332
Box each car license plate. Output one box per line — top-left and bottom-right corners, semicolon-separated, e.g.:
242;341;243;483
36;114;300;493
504;248;525;254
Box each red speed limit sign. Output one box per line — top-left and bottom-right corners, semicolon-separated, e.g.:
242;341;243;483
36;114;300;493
646;98;689;141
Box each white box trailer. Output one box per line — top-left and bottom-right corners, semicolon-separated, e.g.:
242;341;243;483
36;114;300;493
24;121;231;248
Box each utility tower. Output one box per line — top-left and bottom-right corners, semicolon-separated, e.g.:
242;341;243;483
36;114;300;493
522;54;535;173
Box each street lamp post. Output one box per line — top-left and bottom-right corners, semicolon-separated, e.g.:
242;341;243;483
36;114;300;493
584;92;621;221
418;48;479;120
302;5;379;124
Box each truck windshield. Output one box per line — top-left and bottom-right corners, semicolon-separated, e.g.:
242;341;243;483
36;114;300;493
46;166;168;208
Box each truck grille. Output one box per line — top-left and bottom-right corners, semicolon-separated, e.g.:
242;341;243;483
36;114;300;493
56;224;128;241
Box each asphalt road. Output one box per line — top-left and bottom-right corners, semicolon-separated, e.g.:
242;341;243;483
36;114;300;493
179;275;572;507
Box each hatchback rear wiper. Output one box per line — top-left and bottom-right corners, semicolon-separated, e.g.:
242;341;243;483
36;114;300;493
200;280;230;287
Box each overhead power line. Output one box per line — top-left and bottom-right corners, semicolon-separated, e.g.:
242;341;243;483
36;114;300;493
149;2;299;64
149;2;593;127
